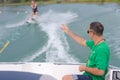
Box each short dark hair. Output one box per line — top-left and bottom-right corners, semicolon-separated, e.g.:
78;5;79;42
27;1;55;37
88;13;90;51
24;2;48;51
90;22;104;36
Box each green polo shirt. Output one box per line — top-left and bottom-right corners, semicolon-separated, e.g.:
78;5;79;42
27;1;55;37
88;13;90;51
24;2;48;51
84;40;110;80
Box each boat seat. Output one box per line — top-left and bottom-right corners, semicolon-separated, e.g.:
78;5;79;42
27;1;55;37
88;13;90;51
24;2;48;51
0;71;57;80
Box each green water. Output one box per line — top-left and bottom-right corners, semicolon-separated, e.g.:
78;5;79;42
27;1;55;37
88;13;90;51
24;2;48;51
0;3;120;67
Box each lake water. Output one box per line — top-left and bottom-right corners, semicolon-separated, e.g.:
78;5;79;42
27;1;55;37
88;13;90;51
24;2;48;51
0;3;120;67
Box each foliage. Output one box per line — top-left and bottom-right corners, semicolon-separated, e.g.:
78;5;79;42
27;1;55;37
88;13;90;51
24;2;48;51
0;0;120;4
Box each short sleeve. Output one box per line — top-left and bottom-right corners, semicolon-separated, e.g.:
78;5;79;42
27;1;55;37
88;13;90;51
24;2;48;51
86;40;94;49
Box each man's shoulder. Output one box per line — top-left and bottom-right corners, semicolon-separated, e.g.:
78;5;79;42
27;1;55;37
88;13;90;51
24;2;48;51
86;40;94;45
99;42;110;49
86;40;95;49
96;42;110;54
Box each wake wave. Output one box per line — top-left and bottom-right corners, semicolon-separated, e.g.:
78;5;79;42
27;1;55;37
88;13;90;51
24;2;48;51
5;21;25;28
21;10;79;63
4;14;31;28
105;26;120;59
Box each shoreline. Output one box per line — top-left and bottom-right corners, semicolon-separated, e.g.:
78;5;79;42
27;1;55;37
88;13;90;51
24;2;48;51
0;1;120;6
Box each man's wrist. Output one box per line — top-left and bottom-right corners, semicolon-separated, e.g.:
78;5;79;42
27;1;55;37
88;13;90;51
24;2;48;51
84;66;87;71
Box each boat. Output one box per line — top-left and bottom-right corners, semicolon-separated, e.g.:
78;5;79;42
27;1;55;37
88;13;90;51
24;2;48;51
0;62;119;80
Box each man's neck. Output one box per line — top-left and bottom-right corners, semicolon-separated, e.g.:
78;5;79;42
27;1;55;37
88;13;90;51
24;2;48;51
93;36;104;45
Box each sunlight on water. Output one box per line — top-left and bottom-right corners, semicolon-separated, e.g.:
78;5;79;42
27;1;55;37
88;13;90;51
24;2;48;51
21;10;79;63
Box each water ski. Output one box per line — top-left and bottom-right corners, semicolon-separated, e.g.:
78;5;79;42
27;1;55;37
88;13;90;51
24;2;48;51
0;41;10;54
26;16;38;24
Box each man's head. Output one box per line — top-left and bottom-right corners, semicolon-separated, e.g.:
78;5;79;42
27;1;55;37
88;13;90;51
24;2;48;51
88;22;104;36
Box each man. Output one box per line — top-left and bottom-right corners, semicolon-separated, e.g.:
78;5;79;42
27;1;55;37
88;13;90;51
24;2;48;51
61;22;110;80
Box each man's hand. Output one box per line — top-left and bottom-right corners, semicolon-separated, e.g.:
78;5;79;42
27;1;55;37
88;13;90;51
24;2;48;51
61;24;70;33
79;65;105;76
79;65;86;72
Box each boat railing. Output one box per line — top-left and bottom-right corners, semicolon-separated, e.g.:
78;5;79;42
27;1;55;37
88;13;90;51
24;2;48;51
106;66;120;80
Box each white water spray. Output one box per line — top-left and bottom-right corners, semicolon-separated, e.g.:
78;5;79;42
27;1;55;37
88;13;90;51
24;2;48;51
22;10;79;63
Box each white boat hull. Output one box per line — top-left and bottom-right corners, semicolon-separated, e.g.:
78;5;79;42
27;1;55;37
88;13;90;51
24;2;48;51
0;62;119;80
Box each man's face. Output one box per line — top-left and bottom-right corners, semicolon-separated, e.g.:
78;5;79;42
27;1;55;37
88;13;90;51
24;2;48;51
87;29;95;39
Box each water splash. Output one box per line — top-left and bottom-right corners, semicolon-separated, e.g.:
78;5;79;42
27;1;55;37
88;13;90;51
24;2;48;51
5;21;25;28
21;10;79;63
5;14;31;28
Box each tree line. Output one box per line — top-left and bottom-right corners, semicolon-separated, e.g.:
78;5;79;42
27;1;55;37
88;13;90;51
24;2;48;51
0;0;49;3
0;0;120;3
